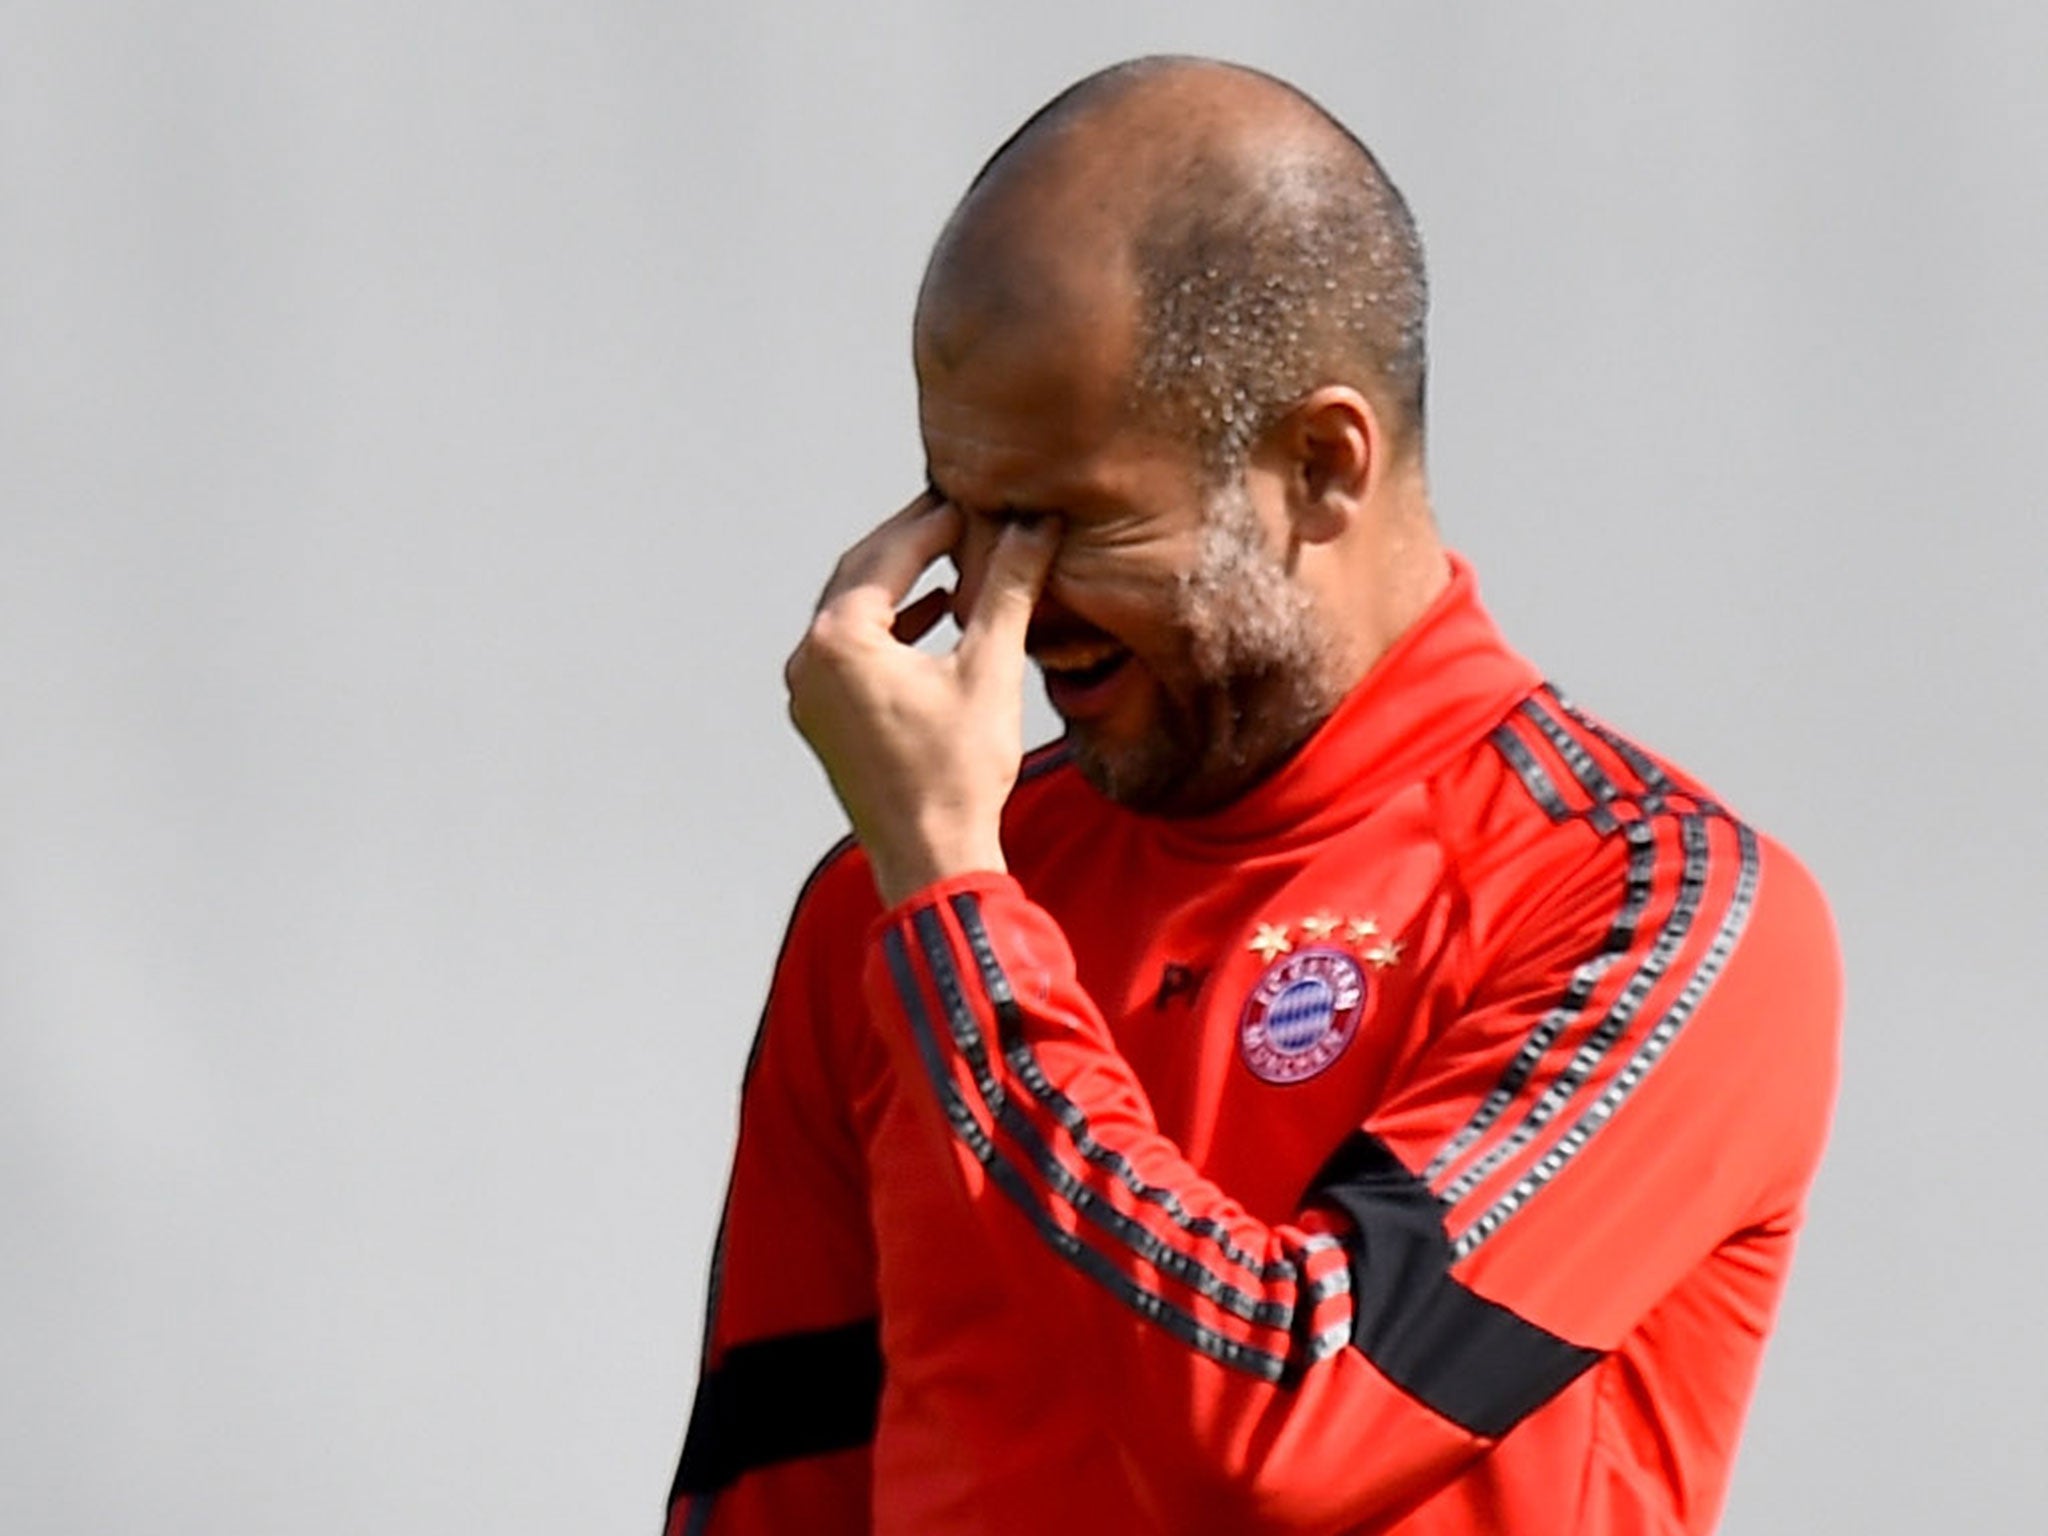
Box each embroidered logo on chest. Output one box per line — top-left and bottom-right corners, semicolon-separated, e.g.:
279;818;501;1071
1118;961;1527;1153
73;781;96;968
1238;946;1369;1084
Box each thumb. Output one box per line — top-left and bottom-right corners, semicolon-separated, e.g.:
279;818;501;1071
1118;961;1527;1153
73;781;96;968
960;517;1059;663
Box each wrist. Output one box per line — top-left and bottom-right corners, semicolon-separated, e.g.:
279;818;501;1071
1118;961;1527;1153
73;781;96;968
866;826;1008;909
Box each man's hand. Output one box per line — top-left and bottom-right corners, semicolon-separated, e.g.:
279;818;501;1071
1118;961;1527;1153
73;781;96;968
785;491;1058;908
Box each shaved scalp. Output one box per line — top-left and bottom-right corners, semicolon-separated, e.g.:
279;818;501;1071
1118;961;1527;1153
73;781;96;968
920;57;1429;475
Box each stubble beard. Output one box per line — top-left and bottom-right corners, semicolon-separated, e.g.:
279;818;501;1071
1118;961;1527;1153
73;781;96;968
1066;477;1344;816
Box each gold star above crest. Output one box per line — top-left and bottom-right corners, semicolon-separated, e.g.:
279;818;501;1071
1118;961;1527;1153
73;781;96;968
1249;922;1294;962
1345;916;1381;946
1363;939;1404;970
1298;912;1342;942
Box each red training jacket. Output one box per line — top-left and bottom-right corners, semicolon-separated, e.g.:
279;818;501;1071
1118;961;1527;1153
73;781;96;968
666;554;1841;1535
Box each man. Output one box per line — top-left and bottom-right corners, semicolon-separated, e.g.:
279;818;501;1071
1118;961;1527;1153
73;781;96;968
666;56;1839;1535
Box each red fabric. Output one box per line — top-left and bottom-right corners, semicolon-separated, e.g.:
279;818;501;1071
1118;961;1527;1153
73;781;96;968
670;555;1840;1535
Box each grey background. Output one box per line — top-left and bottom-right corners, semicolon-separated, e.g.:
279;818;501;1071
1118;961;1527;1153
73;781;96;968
3;3;2040;1532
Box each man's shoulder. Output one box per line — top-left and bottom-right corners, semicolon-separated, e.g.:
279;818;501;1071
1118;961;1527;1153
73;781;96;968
781;832;882;942
1435;682;1746;856
1434;682;1835;985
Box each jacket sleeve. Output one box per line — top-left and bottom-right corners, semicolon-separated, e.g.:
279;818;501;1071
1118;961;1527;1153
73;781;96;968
859;812;1840;1533
666;845;881;1536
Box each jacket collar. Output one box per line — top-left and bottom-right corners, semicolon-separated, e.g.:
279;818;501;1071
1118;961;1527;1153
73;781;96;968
1139;552;1538;858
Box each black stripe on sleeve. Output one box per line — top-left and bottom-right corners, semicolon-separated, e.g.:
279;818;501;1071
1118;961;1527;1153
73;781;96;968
1486;722;1575;823
670;1318;883;1497
948;892;1320;1288
1422;815;1662;1187
909;907;1301;1331
1545;685;1726;818
1520;697;1623;832
881;924;1297;1382
1311;1132;1599;1438
1435;813;1712;1209
1451;818;1761;1259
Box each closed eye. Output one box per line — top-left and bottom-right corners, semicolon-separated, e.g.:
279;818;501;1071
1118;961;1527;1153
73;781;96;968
989;506;1055;531
923;474;1062;531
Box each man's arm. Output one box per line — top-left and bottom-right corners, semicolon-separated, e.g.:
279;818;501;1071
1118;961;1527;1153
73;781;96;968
859;821;1839;1529
665;843;880;1536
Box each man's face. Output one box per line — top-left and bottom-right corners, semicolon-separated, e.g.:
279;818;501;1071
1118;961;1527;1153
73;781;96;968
918;316;1344;816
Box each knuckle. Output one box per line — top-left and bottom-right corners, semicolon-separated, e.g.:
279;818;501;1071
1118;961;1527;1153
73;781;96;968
805;609;842;649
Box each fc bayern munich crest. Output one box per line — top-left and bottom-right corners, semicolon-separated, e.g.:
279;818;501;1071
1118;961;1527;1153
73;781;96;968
1239;946;1368;1085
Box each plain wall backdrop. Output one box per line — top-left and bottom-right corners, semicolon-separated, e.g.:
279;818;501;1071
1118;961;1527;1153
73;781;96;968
3;3;2042;1532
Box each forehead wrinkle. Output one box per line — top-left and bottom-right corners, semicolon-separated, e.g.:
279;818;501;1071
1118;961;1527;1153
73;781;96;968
924;451;1070;519
920;386;1103;499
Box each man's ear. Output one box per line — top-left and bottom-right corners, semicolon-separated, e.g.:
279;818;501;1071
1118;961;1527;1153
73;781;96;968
1263;386;1381;545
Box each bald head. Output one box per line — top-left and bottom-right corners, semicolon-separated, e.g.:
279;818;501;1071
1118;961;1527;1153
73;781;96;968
917;57;1429;476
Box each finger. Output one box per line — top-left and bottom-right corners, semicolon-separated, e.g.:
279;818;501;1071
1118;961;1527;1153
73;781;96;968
960;517;1058;666
811;489;946;609
814;493;958;614
890;585;954;645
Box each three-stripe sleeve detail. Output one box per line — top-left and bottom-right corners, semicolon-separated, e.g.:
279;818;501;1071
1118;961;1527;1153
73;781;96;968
881;918;1344;1383
1451;820;1760;1257
1434;813;1711;1211
909;906;1303;1331
1519;697;1625;833
950;896;1317;1287
1486;721;1575;823
1421;814;1661;1186
1430;694;1761;1256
